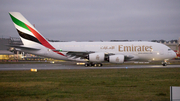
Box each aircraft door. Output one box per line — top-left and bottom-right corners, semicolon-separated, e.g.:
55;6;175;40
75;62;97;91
159;49;164;55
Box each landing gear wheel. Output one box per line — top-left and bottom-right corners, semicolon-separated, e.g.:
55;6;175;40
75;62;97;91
90;63;94;67
162;63;167;66
162;59;169;66
85;63;103;67
85;63;89;67
85;63;94;67
95;63;102;67
162;62;167;66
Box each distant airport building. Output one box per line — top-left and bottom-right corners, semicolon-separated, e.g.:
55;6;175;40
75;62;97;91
0;38;13;59
0;37;180;60
0;37;23;60
151;39;178;50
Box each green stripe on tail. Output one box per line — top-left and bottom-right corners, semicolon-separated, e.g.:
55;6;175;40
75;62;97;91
9;13;30;32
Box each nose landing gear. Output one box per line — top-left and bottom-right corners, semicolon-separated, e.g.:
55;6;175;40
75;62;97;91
162;62;167;66
162;59;169;66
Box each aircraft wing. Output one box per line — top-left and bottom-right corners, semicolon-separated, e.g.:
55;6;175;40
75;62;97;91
52;49;94;59
53;49;134;61
66;51;93;59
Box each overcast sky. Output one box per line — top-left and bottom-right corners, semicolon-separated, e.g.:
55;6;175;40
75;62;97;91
0;0;180;41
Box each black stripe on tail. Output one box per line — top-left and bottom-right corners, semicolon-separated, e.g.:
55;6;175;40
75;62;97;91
16;29;42;45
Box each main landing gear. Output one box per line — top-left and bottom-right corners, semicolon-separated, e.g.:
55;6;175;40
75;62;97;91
85;63;103;67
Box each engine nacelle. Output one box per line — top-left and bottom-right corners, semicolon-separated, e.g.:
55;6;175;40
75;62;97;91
87;53;105;62
108;55;124;63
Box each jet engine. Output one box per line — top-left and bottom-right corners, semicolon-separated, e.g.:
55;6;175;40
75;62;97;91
107;55;124;63
87;53;105;62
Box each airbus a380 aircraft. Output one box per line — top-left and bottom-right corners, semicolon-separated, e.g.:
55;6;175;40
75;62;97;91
9;12;176;67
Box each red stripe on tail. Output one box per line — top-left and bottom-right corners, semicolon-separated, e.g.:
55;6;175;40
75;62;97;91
25;24;65;56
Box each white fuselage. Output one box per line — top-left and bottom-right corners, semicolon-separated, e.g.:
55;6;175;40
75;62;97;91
21;41;176;62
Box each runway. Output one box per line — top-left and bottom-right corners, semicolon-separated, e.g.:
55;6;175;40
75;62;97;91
0;63;180;71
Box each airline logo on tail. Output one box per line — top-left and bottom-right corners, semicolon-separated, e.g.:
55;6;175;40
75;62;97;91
9;12;65;56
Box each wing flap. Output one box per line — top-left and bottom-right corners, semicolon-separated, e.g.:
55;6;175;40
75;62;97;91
52;49;94;59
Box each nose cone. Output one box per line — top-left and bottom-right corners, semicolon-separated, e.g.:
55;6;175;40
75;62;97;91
172;51;177;59
173;52;177;58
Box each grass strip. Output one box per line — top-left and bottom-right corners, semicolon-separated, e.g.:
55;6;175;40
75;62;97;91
0;68;180;101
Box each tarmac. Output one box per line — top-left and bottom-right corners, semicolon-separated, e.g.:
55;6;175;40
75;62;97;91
0;63;180;71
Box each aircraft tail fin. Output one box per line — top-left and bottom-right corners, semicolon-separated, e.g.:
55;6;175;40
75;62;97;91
9;12;54;49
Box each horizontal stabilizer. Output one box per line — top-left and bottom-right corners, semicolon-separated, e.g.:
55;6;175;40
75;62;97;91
7;45;40;50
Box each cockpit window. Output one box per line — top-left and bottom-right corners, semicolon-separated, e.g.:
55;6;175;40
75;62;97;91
168;49;171;51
